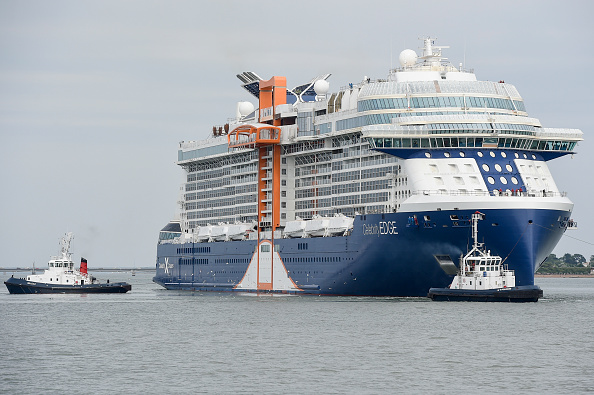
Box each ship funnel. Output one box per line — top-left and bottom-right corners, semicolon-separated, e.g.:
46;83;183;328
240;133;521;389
80;257;88;275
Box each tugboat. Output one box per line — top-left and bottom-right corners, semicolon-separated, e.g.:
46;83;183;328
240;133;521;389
428;212;543;302
4;233;131;294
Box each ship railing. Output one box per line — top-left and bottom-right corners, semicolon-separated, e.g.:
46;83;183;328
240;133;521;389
412;189;568;198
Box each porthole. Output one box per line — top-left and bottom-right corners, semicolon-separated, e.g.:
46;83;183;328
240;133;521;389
514;153;519;158
532;154;537;159
487;176;495;185
425;152;431;158
500;176;508;185
482;164;490;172
501;152;507;158
511;176;519;185
444;152;450;158
459;151;465;157
523;153;528;159
477;151;484;157
506;164;513;172
495;164;502;172
490;151;496;157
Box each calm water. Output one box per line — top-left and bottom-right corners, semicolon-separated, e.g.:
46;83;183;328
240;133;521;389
1;271;593;394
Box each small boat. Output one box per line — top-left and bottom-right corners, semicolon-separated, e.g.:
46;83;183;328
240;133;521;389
428;212;543;302
4;232;131;294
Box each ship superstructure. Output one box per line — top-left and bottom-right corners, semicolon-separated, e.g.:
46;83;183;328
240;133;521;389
154;38;581;296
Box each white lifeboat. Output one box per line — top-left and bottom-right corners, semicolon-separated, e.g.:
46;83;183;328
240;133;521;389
326;213;354;236
195;225;212;242
284;217;307;238
210;223;229;242
227;222;252;241
304;215;330;237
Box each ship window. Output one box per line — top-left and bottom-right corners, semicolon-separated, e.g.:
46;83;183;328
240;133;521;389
487;177;495;185
477;151;483;157
490;151;496;157
501;152;507;158
495;164;502;172
482;164;490;172
506;164;513;172
49;263;53;267
500;176;508;185
511;177;519;185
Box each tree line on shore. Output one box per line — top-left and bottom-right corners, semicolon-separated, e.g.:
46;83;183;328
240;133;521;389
537;253;593;275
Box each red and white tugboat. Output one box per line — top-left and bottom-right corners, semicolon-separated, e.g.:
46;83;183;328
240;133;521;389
4;233;131;294
428;212;543;302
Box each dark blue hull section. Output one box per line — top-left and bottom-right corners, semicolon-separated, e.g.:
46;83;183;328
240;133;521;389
4;277;131;294
427;285;543;302
154;207;569;296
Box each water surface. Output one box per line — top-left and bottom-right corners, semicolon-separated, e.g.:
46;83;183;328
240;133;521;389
1;272;593;394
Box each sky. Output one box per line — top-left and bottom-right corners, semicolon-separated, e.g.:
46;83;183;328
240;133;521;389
1;0;593;269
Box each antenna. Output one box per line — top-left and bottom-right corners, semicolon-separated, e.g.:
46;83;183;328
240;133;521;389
390;36;393;71
460;36;466;71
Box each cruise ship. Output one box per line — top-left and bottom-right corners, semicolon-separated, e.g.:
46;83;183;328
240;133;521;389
153;38;582;296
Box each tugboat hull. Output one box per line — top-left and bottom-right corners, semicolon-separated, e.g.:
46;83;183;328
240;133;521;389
4;277;131;294
427;285;543;302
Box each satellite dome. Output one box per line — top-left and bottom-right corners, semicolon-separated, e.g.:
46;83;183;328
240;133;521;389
313;79;330;95
399;49;418;67
238;101;254;116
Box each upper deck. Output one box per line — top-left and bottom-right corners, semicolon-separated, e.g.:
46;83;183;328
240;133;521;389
173;38;582;230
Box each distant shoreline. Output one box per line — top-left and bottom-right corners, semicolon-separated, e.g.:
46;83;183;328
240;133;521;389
535;274;594;278
1;267;154;272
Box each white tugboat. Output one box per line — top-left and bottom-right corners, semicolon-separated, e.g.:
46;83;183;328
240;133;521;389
4;233;131;294
428;212;543;302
